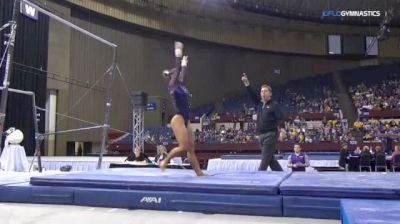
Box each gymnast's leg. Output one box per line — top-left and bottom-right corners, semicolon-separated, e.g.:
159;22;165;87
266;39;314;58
160;115;188;169
186;123;206;176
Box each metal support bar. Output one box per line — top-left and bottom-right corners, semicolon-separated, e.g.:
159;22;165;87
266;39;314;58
0;0;19;153
0;22;11;32
39;125;103;137
97;47;118;169
132;107;145;153
35;106;129;134
0;87;34;95
30;93;42;172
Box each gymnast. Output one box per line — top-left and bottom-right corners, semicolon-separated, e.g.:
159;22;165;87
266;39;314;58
159;41;206;176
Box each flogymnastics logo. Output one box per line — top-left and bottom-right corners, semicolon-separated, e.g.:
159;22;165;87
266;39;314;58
322;10;381;17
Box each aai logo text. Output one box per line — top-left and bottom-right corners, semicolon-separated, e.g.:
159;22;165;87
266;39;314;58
140;197;162;204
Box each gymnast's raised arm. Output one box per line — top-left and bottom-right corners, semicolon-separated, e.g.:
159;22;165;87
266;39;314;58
169;57;182;90
168;42;184;89
178;55;188;84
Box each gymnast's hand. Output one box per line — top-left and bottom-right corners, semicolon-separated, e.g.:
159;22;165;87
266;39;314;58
241;73;250;87
175;41;184;57
181;55;188;67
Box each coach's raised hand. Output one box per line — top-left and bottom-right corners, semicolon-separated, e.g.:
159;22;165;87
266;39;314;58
241;73;250;87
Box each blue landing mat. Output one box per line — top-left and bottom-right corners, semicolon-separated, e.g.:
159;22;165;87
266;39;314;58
0;183;76;204
283;196;341;219
74;188;282;216
30;168;291;195
0;168;292;216
0;182;283;216
280;172;400;199
341;199;400;224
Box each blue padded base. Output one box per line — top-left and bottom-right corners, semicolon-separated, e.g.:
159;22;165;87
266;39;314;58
75;188;282;216
283;196;340;219
280;172;400;199
0;169;289;216
30;168;291;195
4;169;400;219
341;199;400;224
0;183;282;216
0;183;74;204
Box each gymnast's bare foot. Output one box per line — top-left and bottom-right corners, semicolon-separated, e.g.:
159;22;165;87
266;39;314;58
159;160;168;171
196;171;213;177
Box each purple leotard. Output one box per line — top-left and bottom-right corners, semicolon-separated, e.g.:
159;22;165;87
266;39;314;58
168;56;190;126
